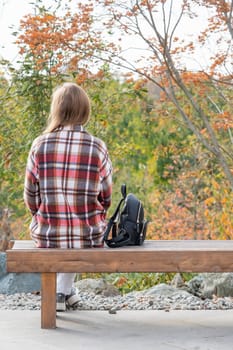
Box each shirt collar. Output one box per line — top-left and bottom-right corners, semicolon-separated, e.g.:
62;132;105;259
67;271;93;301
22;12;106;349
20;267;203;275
57;125;84;132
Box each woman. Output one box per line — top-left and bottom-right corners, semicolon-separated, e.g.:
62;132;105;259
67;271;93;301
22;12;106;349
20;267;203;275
24;83;112;311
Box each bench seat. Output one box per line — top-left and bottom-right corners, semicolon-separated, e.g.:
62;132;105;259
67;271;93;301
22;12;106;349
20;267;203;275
6;239;233;329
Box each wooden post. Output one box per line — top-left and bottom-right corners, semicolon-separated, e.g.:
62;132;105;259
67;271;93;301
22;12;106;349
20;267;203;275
41;272;56;329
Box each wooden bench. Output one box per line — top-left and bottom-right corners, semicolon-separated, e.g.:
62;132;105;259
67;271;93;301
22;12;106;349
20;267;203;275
6;239;233;329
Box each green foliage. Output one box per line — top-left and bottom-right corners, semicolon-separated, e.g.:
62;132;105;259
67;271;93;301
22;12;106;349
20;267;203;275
0;69;25;213
106;273;176;294
1;60;232;240
79;272;197;294
80;69;157;211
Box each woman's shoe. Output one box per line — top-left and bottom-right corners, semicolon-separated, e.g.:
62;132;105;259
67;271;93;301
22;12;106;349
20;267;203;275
56;293;66;312
66;288;81;309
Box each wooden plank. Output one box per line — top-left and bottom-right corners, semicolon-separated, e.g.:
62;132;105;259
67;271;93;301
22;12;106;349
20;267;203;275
6;240;233;273
7;252;233;273
9;239;233;250
41;273;56;329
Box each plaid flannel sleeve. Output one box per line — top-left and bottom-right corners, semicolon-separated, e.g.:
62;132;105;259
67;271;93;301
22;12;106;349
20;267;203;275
23;145;41;216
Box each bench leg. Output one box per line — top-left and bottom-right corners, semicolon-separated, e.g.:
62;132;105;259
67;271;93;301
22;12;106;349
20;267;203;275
41;272;56;329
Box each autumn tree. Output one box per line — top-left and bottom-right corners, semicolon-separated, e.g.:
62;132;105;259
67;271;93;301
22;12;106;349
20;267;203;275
90;0;233;189
15;1;104;76
147;73;233;240
15;0;233;188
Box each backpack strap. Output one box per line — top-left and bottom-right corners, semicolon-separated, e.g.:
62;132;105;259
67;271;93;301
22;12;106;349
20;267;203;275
104;228;130;248
103;197;125;245
103;184;130;248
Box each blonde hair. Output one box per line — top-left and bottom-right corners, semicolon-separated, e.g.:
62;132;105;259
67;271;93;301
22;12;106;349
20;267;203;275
44;83;90;133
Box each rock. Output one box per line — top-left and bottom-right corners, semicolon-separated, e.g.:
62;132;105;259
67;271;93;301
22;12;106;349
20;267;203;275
171;273;185;288
186;274;204;297
75;278;120;297
0;273;41;294
108;308;117;314
0;252;41;294
143;283;191;298
187;273;233;299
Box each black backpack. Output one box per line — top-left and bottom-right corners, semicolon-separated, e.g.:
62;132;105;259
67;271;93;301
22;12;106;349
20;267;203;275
103;184;148;248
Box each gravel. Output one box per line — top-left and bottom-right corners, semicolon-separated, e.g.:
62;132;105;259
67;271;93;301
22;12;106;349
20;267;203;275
1;291;233;312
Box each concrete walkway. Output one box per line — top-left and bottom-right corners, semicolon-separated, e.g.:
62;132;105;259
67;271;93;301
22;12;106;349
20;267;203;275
1;310;233;350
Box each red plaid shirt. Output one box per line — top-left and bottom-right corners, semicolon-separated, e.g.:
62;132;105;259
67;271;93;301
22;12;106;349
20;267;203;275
24;125;112;248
